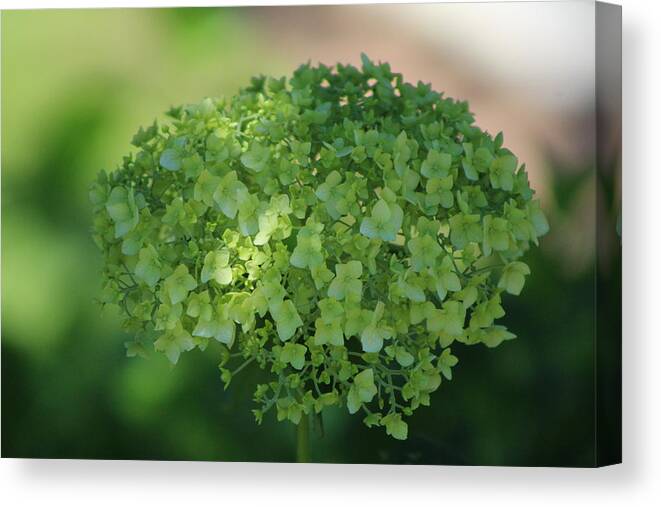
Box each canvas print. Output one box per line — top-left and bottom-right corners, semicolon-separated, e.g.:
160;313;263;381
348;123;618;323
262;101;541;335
1;1;621;466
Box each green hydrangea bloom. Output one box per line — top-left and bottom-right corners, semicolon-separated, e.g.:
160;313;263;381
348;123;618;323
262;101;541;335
91;54;548;440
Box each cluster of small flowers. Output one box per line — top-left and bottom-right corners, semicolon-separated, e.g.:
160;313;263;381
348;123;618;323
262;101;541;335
91;55;548;439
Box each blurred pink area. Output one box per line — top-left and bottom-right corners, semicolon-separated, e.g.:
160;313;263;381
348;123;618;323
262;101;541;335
249;4;594;202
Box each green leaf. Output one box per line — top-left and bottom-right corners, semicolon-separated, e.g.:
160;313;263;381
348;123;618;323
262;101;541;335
360;199;402;241
290;227;323;269
481;325;517;348
310;263;335;290
154;323;195;364
393;131;413;176
194;170;221;207
347;387;362;415
470;294;506;329
160;149;181;171
193;313;236;347
270;299;303;341
461;143;479;181
105;186;139;238
131;121;158;147
154;302;183;331
395;348;415;367
125;340;148;359
434;255;462;300
347;368;378;413
474;147;494;172
408;235;442;272
498;261;531;295
159;137;187;171
237;193;261;236
421;149;451;179
164;265;197;305
213;171;248;219
135;245;161;288
438;348;458;380
489;155;517;191
281;342;307;370
327;260;363;301
186;291;212;319
241;142;270;172
344;306;372;337
316;170;342;199
382;413;408;440
448;213;482;249
483;215;511;255
359;325;382;353
360;303;392;352
201;249;233;285
363;412;382;428
182;153;204;179
427;301;465;336
314;317;344;346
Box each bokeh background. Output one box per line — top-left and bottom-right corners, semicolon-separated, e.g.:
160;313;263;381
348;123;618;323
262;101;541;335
1;3;620;465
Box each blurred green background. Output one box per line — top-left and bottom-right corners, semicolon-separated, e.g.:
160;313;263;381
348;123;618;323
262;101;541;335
1;6;620;465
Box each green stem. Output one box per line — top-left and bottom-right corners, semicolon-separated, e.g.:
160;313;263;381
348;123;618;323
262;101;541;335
296;415;310;463
469;263;505;276
230;357;255;376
